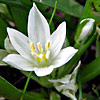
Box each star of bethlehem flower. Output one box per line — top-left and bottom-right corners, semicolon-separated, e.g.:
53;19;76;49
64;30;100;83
49;61;81;100
3;3;78;77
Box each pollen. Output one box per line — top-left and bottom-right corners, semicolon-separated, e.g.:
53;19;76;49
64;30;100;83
45;40;50;51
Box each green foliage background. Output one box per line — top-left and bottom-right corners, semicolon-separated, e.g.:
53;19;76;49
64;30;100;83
0;0;100;100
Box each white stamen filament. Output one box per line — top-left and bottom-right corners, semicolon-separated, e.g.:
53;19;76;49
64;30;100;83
46;51;50;59
39;54;43;59
32;52;40;58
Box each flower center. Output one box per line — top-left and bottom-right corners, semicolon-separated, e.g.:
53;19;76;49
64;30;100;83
30;40;50;63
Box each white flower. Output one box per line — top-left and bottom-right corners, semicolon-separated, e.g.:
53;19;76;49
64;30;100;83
75;18;95;43
49;61;81;100
3;3;78;77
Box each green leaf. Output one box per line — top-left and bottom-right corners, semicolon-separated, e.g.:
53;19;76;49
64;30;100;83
21;0;83;18
79;56;100;84
94;1;100;12
0;0;22;6
80;0;97;20
96;35;100;57
0;0;84;18
83;93;99;100
0;49;8;66
0;17;8;48
92;84;100;98
8;5;28;35
27;88;49;98
0;76;48;100
21;71;53;88
50;92;60;100
0;3;12;20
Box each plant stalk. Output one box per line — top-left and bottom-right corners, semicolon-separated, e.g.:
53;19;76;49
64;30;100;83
20;71;32;100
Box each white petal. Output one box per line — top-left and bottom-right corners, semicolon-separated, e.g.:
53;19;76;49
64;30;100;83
49;75;71;84
55;83;77;91
7;28;38;65
3;54;37;71
34;65;54;77
49;22;66;59
4;36;15;51
63;90;77;100
71;61;81;83
79;18;95;41
52;47;78;68
28;3;50;47
73;61;81;74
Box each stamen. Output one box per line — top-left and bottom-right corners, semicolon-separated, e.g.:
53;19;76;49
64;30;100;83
45;40;50;51
46;51;50;59
37;42;43;52
30;43;35;52
30;41;50;63
37;54;43;63
32;52;40;58
42;53;47;62
37;57;41;63
39;54;43;58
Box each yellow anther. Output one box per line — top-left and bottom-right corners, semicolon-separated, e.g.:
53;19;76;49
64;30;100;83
30;41;50;63
37;42;43;52
45;40;50;51
30;43;35;52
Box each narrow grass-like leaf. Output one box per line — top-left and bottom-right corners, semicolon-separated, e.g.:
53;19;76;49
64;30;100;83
50;92;60;100
0;3;12;20
9;6;28;35
0;76;48;100
21;0;83;18
83;93;99;100
96;35;100;57
0;17;8;48
79;56;100;84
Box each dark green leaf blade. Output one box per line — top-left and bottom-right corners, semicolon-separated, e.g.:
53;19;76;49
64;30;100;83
0;76;47;100
83;93;99;100
80;56;100;84
0;17;8;48
21;0;83;18
9;5;28;35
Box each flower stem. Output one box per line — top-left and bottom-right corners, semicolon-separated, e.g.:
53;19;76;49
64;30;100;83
49;1;57;26
78;74;83;100
20;71;33;100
